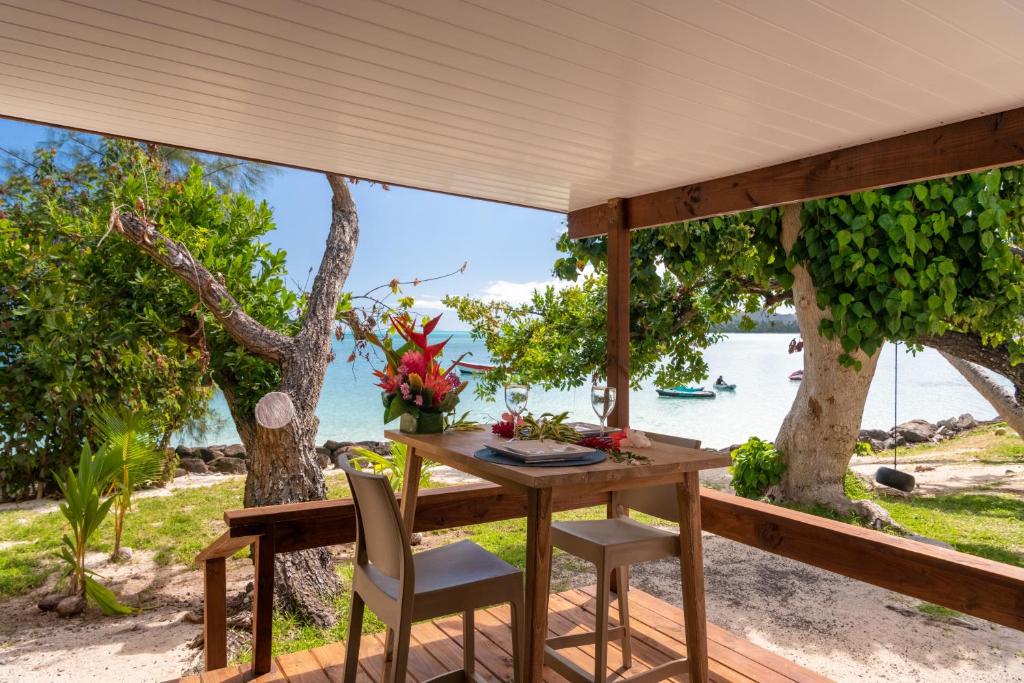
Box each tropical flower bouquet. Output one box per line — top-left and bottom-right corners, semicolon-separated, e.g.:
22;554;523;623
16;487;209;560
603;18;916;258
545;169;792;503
366;314;469;434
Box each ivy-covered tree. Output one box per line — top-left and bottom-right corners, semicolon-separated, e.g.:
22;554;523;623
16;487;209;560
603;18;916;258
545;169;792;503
451;167;1024;521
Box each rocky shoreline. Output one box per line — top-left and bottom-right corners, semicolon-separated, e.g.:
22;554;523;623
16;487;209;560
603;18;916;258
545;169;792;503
172;439;391;477
856;413;996;453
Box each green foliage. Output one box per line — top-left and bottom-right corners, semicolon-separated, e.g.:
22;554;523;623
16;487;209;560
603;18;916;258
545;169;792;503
446;208;788;395
0;136;298;497
519;411;581;442
450;168;1024;415
53;442;132;614
348;442;439;491
796;170;1024;368
91;407;166;558
854;441;875;457
729;437;786;499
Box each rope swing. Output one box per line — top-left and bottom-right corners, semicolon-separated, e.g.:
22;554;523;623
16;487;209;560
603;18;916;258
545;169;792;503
875;341;917;492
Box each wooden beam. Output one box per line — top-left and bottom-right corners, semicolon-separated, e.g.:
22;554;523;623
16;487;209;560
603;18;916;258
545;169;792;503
606;198;631;428
225;483;608;553
569;105;1024;237
700;487;1024;631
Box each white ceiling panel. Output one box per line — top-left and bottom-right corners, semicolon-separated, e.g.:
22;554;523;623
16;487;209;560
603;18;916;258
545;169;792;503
0;0;1022;213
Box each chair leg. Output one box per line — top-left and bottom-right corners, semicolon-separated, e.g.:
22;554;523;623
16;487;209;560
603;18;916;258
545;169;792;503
382;628;394;682
463;609;475;677
594;565;611;683
343;593;364;683
390;619;412;683
616;565;632;669
509;592;525;683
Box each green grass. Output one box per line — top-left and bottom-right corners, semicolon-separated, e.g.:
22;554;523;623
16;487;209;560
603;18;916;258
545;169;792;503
917;602;961;619
882;492;1024;566
0;479;248;598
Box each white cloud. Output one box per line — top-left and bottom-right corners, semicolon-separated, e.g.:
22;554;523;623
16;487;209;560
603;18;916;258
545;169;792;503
479;279;566;306
479;265;594;306
409;295;449;311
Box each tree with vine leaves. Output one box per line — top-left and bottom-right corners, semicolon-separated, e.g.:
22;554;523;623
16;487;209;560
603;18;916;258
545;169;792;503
450;167;1024;523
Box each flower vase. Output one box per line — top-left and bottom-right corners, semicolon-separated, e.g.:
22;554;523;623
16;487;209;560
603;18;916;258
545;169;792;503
400;412;444;434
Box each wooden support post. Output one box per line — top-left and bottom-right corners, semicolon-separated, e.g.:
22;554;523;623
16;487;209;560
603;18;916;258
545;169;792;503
203;557;228;671
252;529;276;675
606;198;630;429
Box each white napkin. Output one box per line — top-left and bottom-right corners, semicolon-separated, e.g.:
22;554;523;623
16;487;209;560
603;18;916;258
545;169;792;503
620;428;652;448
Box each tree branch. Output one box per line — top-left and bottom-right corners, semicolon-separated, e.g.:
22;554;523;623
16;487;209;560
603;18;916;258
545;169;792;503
300;174;359;341
919;331;1024;401
111;209;293;365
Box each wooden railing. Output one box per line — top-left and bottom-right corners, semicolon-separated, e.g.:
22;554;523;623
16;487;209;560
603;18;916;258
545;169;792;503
197;482;1024;672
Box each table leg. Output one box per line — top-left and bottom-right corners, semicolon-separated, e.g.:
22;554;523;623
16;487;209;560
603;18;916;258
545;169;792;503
252;530;275;675
384;446;422;679
676;472;708;683
524;487;553;682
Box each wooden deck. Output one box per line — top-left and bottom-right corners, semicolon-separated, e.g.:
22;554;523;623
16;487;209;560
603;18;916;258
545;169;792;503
179;587;830;683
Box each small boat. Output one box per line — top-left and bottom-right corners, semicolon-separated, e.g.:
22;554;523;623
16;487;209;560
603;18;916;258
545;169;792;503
713;383;736;391
456;361;495;376
789;370;803;381
656;386;716;399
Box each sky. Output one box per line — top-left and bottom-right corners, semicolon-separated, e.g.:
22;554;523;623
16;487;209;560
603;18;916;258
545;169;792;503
0;118;569;330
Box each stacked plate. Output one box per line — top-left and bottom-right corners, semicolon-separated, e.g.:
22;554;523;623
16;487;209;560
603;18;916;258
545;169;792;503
488;439;597;464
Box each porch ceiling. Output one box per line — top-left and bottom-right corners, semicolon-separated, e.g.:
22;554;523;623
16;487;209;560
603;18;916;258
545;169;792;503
2;0;1023;214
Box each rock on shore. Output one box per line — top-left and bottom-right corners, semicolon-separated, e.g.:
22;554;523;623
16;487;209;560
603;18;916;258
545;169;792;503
858;413;982;453
173;439;393;474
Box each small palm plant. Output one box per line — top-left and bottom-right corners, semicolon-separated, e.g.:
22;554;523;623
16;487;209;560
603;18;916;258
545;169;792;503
349;442;439;491
90;407;165;560
53;442;132;615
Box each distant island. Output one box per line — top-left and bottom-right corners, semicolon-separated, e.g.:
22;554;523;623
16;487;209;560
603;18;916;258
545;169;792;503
716;311;800;333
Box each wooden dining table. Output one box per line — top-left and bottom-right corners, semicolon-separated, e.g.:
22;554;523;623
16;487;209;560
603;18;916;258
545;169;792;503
386;428;729;683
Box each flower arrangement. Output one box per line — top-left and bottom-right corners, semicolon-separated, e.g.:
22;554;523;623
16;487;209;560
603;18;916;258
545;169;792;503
366;314;469;433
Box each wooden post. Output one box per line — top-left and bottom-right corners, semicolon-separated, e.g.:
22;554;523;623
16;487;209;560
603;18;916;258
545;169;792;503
252;529;276;675
606;198;630;428
203;558;228;671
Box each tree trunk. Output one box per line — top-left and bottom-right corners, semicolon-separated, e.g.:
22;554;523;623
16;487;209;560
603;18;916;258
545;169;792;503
245;392;338;626
771;205;893;526
940;352;1024;435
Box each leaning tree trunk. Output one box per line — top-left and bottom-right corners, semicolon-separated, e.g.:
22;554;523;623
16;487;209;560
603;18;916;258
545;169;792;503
771;204;893;526
940;352;1024;436
112;173;359;626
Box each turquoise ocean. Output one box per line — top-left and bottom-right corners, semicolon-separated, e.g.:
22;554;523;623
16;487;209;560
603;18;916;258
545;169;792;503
182;333;1000;450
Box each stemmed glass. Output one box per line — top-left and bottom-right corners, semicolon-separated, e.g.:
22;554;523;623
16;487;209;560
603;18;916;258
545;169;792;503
591;385;617;437
504;384;529;439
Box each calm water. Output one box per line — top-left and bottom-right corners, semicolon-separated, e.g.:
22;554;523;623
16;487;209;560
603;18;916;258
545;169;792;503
183;333;1000;450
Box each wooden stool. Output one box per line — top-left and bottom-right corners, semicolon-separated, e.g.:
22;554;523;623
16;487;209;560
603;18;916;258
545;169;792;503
545;436;702;683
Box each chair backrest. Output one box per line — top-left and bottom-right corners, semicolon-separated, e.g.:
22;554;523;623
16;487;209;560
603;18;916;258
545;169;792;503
614;434;702;523
338;456;412;581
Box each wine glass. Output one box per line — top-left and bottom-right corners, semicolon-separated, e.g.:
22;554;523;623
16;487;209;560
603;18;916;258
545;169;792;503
591;385;617;437
504;384;529;439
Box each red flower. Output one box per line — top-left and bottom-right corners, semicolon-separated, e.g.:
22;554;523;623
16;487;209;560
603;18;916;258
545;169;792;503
492;421;515;438
578;435;619;452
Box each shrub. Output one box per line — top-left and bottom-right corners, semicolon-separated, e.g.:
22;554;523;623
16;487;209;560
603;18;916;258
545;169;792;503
854;441;874;457
53;442;133;615
348;442;439;491
729;437;785;499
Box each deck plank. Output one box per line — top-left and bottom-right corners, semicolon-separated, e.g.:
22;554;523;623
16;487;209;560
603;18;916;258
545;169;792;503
564;588;756;683
181;588;831;683
276;648;333;683
612;589;831;683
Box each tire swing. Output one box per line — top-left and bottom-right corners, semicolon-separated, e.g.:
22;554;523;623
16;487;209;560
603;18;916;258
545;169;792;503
875;341;916;492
